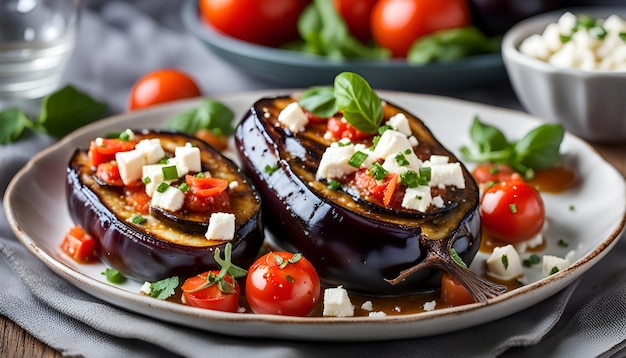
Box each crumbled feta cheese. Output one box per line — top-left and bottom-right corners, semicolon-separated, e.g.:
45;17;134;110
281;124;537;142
423;300;437;312
387;113;412;136
140;281;152;295
142;164;165;196
382;150;422;174
368;311;387;318
428;162;465;189
205;212;236;241
316;143;360;179
513;221;547;253
116;149;146;185
151;185;184;212
520;12;626;71
542;254;570;277
401;186;432;212
135;138;165;164
175;143;201;173
278;102;309;132
372;129;414;160
486;245;524;281
432;195;445;208
361;301;373;311
323;286;354;317
228;181;239;189
428;155;449;165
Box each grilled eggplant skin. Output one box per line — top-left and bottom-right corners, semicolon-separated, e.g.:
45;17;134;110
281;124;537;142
235;96;481;296
67;129;263;282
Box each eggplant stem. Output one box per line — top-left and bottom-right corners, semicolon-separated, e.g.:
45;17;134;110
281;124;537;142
384;231;507;304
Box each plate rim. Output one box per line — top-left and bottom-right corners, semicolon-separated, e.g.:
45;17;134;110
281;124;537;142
4;90;625;341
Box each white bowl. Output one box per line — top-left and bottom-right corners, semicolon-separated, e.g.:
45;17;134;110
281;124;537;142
502;7;626;143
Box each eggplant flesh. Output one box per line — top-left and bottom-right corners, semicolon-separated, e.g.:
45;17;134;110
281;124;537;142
66;129;263;282
235;97;482;296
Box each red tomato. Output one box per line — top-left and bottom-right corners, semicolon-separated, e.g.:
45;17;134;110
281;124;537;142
326;117;371;141
184;190;231;213
371;0;471;57
333;0;379;43
124;186;151;215
480;180;545;243
440;272;475;306
88;139;135;167
352;168;398;206
181;270;241;312
95;162;123;186
246;252;321;316
185;175;229;197
128;69;201;110
199;0;309;47
61;225;98;264
471;163;521;185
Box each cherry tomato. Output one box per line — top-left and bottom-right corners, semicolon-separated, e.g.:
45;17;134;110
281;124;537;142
199;0;309;47
480;180;545;243
184;190;231;213
88;139;135;167
61;225;98;264
181;270;241;312
440;272;474;306
333;0;379;43
471;163;521;185
352;169;398;206
371;0;471;57
246;252;321;316
128;69;201;110
185;175;229;197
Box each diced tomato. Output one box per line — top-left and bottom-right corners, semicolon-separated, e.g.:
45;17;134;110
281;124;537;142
304;110;328;123
95;161;124;186
326;117;371;141
61;225;98;264
124;186;151;215
352;168;398;205
440;272;475;306
185;175;229;197
471;163;521;185
88;139;135;167
181;270;241;312
184;190;231;212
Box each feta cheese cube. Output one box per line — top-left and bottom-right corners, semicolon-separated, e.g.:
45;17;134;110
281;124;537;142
372;129;413;160
520;34;551;61
175;143;202;173
423;300;436;312
135;138;165;164
361;301;373;311
486;245;524;281
382;150;422;174
116;149;146;185
428;155;449;165
401;186;432;212
323;286;354;317
432;195;445;208
542;254;570;277
387;113;411;136
142;164;165;196
278;102;309;132
205;212;236;241
428;162;465;189
368;311;387;318
151;185;184;212
316;144;359;179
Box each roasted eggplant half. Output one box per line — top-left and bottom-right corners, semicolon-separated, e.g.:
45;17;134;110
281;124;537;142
236;96;503;298
67;129;263;282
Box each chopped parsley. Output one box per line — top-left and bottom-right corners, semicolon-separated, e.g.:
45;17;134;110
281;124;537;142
501;254;509;270
523;254;541;268
130;214;147;225
558;239;569;248
394;153;410;166
550;266;560;275
509;203;518;214
146;276;179;300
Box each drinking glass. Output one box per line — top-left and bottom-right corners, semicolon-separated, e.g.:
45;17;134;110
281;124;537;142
0;0;80;100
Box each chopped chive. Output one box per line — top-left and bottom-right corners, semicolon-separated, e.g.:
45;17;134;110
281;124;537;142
179;183;190;193
131;214;147;225
509;203;517;214
327;179;341;190
264;164;279;175
158;156;169;165
558;239;569;248
550;266;560;275
102;268;126;284
369;162;388;180
378;125;392;135
404;148;412;155
450;248;467;268
523;254;541;267
156;182;169;193
195;172;206;178
142;176;151;185
501;255;509;270
119;129;133;141
162;165;178;181
394;153;409;166
348;151;368;168
620;32;626;42
419;167;431;182
400;170;419;188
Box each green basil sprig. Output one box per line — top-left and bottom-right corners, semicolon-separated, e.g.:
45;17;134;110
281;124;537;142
459;116;564;179
299;72;383;134
165;99;235;136
0;85;107;144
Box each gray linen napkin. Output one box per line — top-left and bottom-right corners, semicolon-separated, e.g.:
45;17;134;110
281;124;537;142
1;1;626;357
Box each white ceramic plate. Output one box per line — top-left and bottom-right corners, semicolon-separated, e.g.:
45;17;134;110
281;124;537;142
5;91;625;341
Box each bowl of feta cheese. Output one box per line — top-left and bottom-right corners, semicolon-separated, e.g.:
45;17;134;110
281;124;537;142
502;7;626;143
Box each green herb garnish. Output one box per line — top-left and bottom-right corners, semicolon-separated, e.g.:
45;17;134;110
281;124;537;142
327;179;341;190
264;163;279;176
369;162;388;180
102;268;126;284
165;99;235;136
156;182;169;193
501;254;509;270
523;254;541;268
348;151;368;168
146;276;179;300
131;214;147;225
450;248;468;268
161;165;179;181
334;72;383;134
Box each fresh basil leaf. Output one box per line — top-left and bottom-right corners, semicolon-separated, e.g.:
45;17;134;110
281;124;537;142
0;109;31;144
299;87;338;118
513;124;564;170
165;99;235;136
36;85;107;138
334;72;383;134
469;116;509;152
407;27;500;65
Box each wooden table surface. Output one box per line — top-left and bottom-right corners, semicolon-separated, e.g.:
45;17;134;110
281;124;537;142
2;142;625;358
